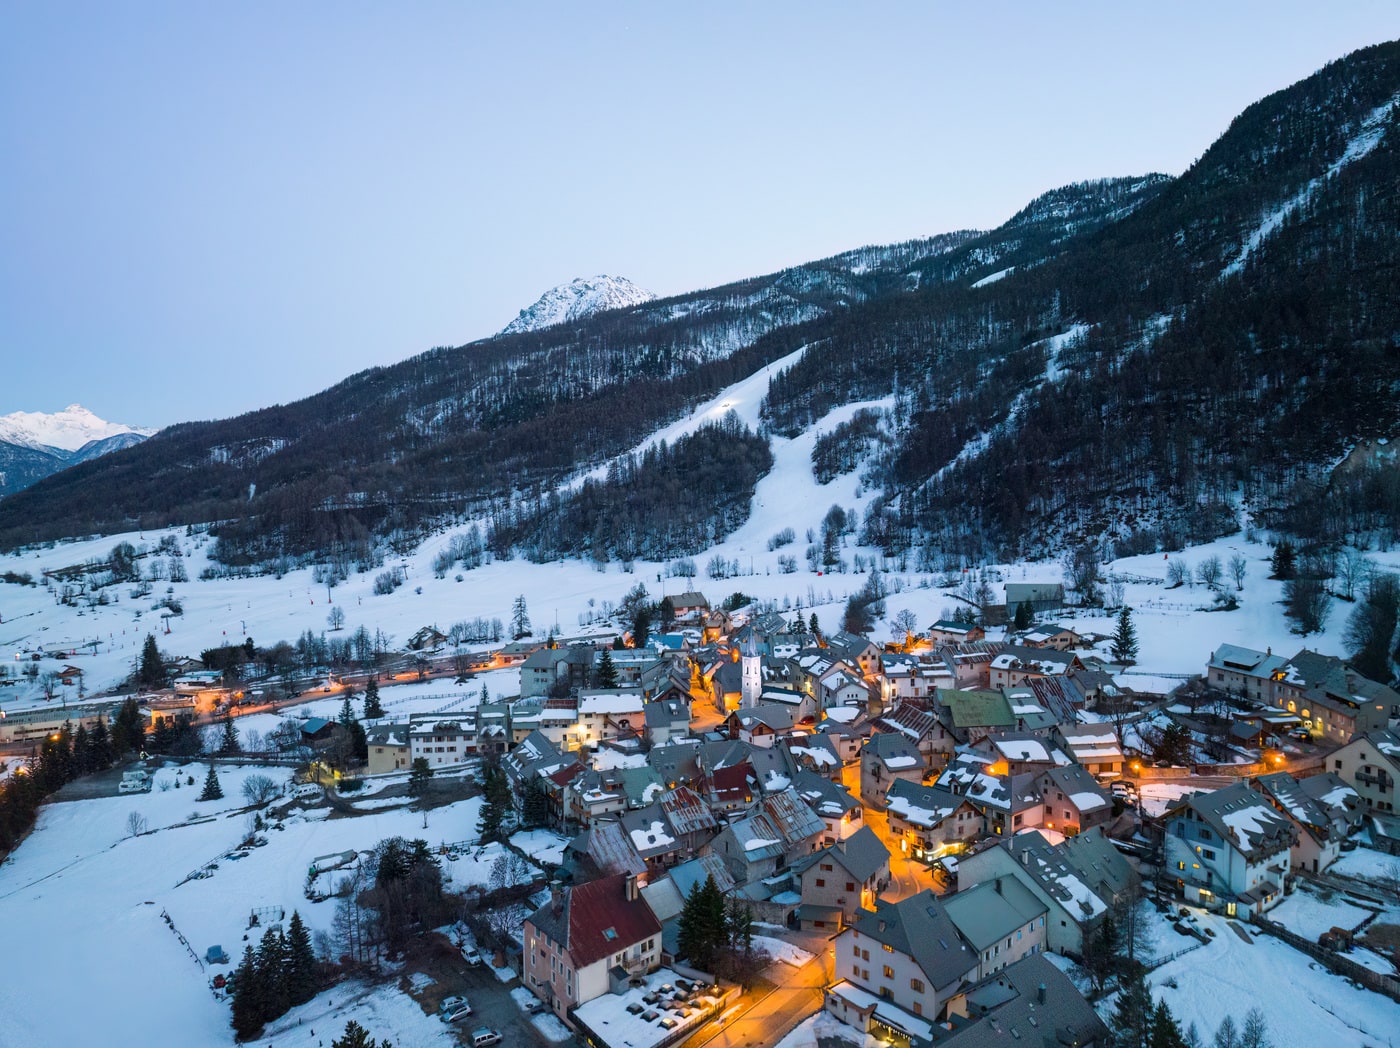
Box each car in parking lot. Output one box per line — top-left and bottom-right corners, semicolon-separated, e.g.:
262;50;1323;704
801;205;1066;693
1288;727;1313;742
439;995;473;1023
1110;781;1138;800
470;1029;503;1047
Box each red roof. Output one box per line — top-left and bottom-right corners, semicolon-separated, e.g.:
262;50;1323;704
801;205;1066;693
556;874;662;969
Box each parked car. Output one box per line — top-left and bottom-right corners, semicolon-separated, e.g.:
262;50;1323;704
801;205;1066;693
442;1004;474;1024
1288;727;1313;742
460;944;483;966
470;1029;503;1048
439;995;472;1021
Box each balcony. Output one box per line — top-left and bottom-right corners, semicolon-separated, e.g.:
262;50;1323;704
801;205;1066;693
1356;771;1393;790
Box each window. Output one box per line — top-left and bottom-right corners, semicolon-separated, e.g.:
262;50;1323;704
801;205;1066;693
846;882;856;892
883;965;894;979
816;879;825;887
852;945;860;958
862;949;870;961
1202;849;1216;860
910;978;925;992
882;944;893;953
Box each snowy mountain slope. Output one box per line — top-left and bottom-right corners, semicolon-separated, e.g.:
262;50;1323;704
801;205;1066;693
0;403;154;452
500;274;656;335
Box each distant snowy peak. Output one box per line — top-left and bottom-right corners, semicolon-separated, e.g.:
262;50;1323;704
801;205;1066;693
0;404;156;452
501;275;656;335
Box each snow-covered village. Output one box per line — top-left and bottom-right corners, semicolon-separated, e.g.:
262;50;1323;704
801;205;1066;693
4;448;1400;1048
8;9;1400;1048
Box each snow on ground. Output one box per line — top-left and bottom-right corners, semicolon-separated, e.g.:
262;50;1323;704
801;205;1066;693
1269;885;1375;939
1330;846;1400;884
0;764;487;1048
242;980;454;1048
1138;783;1210;818
1141;909;1398;1047
752;933;815;967
510;828;570;866
440;839;540;892
774;1009;871;1048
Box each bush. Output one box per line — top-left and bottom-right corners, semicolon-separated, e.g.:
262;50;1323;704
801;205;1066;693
337;778;363;793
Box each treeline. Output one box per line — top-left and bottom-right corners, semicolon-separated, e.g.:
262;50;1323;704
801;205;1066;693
489;415;774;563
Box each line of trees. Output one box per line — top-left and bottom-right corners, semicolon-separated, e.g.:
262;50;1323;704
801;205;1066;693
231;912;321;1040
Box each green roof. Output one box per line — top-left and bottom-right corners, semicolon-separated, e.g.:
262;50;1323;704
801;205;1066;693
938;689;1015;729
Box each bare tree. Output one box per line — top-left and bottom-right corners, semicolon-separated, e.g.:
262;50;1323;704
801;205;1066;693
327;605;346;631
1336;548;1371;602
1166;558;1189;587
126;810;149;836
1229;553;1248;591
1196;555;1223;591
241;773;281;806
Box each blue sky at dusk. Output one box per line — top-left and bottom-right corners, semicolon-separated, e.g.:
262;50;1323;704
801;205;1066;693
3;2;1399;427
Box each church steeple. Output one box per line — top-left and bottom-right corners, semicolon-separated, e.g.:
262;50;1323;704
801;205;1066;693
736;625;761;708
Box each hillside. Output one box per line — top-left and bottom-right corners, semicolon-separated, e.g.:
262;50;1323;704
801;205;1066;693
2;41;1399;569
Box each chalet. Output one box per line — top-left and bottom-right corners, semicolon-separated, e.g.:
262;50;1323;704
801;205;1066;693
971;731;1069;776
1053;722;1125;778
567;820;647;880
1164;781;1295;917
943;877;1048;979
936;754;1042;838
1328;729;1400;815
564;769;628;825
406;625;449;651
988;646;1081;690
827;890;978;1030
1253;771;1345;873
647;739;702;790
792;825;891;928
497;639;545;666
669;591;711;621
794;769;864;844
408;717;473;767
815;715;865;762
825;631;885;679
884;780;982;860
576;691;645;748
883;652;956;703
956;828;1136;955
523;874;662;1020
927;620;986;645
1034;765;1113;836
703;761;756;813
859;732;924;811
1020;625;1081;651
726;703;797;747
749;744;799;795
1002;688;1059;733
643;697;690;747
521;644;598;699
366;723;410;774
1297;772;1363;837
822;668;875;713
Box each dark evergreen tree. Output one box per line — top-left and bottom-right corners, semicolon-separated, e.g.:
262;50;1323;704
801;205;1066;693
676;874;728;971
72;723;93;776
218;714;241;756
1269;540;1297;580
111;698;144;755
632;605;651;649
1149;999;1189;1048
595;648;618;689
1013;599;1034;631
138;634;165;689
408;757;433;805
338;694;356;730
476;762;513;843
255;926;289;1020
520;776;550;829
658;595;675;630
1110;969;1154;1048
809;613;820;638
230;944;263;1041
348;718;368;762
198;763;224;801
89;715;114;770
362;677;383;719
285;910;318;1006
1112;606;1139;664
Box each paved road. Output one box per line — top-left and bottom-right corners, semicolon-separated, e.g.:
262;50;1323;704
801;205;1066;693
683;948;832;1048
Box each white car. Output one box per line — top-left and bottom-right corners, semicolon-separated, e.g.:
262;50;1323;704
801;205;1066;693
470;1029;503;1048
460;944;483;966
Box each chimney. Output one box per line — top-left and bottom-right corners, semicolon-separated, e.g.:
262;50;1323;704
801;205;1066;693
1037;983;1046;1005
995;877;1002;895
625;873;639;901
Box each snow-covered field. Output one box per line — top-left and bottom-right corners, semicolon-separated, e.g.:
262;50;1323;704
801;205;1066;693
1136;909;1399;1047
751;933;815;967
0;757;537;1048
774;1009;868;1048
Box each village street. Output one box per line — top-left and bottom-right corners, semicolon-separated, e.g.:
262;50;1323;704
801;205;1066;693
681;935;834;1048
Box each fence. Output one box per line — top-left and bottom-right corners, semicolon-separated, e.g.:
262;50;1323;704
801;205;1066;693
159;908;205;972
1145;939;1207;972
1249;916;1400;1003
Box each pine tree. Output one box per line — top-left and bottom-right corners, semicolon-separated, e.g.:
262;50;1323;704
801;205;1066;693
1112;606;1139;664
72;723;93;776
138;634;165;689
230;945;263;1041
331;1020;381;1048
219;714;241;756
632;606;652;649
255;926;290;1022
198;763;224;801
408;757;434;806
521;777;549;828
112;698;144;755
285;910;318;1006
89;715;114;770
363;677;383;719
1013;600;1034;630
659;595;676;630
809;613;820;638
1110;970;1154;1048
595;648;619;688
338;694;356;730
1269;540;1296;580
511;595;532;639
677;874;727;971
1149;999;1188;1048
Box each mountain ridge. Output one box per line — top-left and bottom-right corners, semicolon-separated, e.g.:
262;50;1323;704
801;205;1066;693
500;275;656;335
